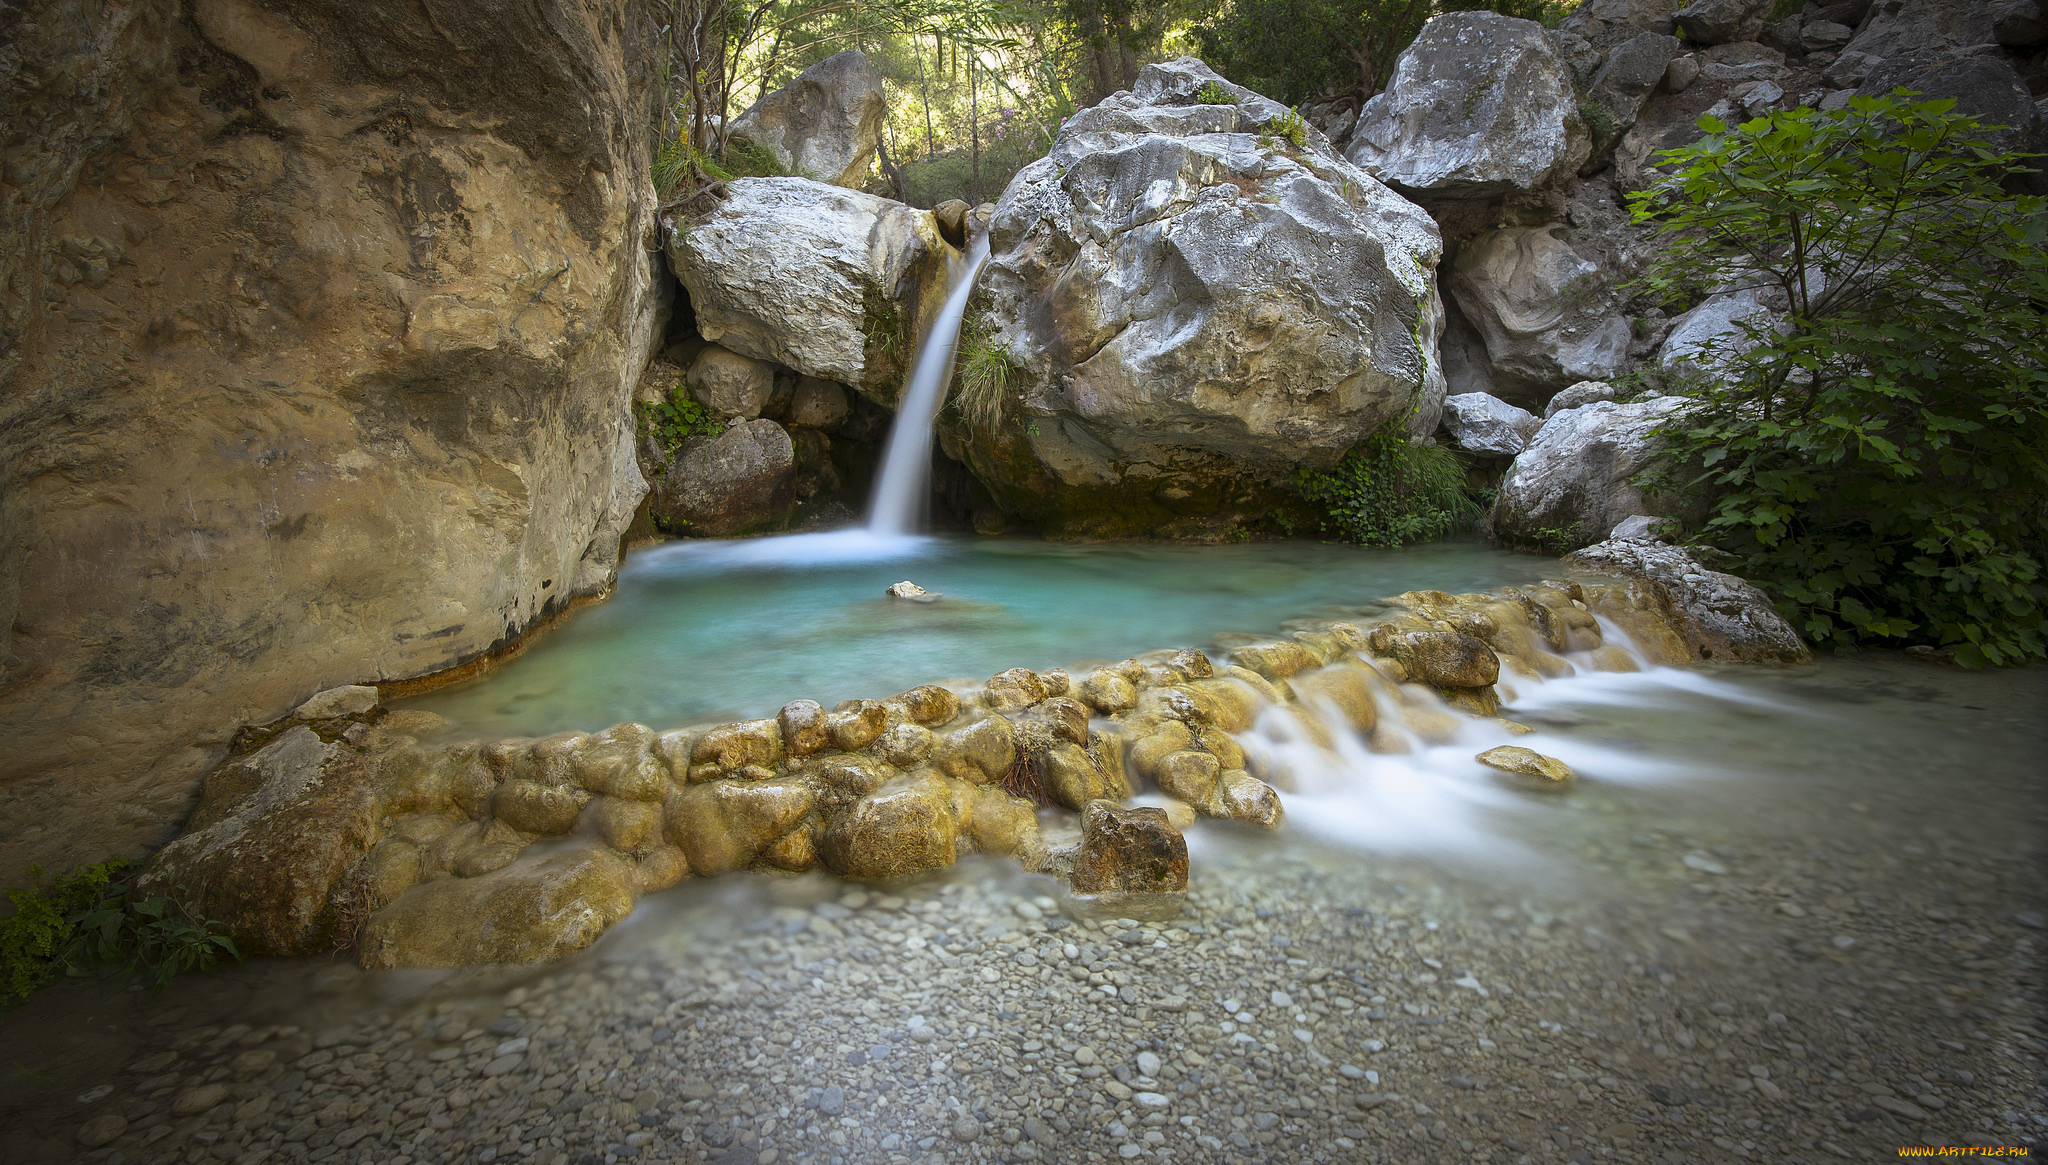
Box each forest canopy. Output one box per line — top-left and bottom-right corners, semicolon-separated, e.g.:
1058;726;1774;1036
651;0;1580;205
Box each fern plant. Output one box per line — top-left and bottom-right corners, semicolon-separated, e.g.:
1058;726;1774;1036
1294;428;1481;546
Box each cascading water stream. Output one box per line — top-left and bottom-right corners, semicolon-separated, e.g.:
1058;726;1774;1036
865;235;990;537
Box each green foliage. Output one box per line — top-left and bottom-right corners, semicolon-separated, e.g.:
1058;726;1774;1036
1294;429;1482;546
719;135;790;179
2;860;240;1003
1578;99;1617;141
642;377;727;458
1631;95;2048;665
951;319;1023;434
652;137;724;198
1194;79;1234;104
1264;107;1310;149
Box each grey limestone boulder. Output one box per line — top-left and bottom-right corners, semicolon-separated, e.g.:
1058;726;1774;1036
655;419;797;536
1442;392;1543;457
1856;51;2043;157
727;50;887;188
1486;396;1687;550
1346;13;1590;202
1844;0;1998;61
666;178;955;407
1545;379;1625;417
1658;287;1777;373
687;345;776;419
1557;0;1690;52
1583;33;1683;164
1566;538;1810;664
961;58;1446;537
1447;225;1634;405
1675;0;1775;45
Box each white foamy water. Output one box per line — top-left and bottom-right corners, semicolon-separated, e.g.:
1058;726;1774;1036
1227;617;1771;863
867;235;990;537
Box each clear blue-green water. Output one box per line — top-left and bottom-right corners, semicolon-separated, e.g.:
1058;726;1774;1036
398;532;1560;741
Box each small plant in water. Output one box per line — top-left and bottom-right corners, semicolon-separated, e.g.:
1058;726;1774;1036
1294;428;1481;547
1;859;240;1003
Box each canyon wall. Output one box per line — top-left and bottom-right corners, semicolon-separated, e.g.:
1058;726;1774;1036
0;0;664;885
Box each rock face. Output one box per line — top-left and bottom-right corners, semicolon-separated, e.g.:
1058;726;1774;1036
1581;33;1683;164
1567;538;1811;664
1658;287;1777;373
1486;397;1688;550
1347;14;1590;204
0;0;664;887
1446;226;1633;404
665;178;956;407
727;50;887;188
960;58;1446;538
1675;0;1775;45
649;420;797;536
1559;0;1689;55
1441;393;1542;458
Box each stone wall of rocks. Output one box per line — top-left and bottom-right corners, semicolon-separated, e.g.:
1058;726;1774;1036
141;552;1803;970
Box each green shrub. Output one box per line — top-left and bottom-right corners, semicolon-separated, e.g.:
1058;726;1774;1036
1631;95;2048;665
641;375;726;458
719;135;789;180
1264;108;1309;150
951;320;1023;436
1294;428;1482;546
1194;80;1234;105
2;860;239;1003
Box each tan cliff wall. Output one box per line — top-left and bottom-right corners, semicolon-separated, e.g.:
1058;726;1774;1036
0;0;666;886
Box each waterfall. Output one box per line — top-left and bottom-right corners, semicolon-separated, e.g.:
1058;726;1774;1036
865;235;990;537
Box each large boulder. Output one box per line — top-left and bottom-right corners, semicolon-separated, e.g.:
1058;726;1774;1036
666;178;956;407
1582;33;1683;166
727;50;887;188
957;59;1446;538
1558;0;1689;53
357;843;638;969
1441;392;1543;458
1674;0;1775;45
1856;51;2043;159
1843;0;1999;61
1566;538;1810;664
0;0;664;887
651;419;797;536
1657;287;1777;373
1445;226;1634;405
1346;14;1591;205
1486;397;1688;550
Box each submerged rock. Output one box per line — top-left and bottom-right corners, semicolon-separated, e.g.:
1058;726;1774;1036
1476;745;1577;787
961;57;1445;537
1567;539;1811;665
1347;13;1590;204
726;50;887;188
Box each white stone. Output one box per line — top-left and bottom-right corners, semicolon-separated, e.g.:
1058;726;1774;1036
1658;287;1778;373
727;50;887;188
1442;393;1543;458
1488;397;1687;549
1447;227;1633;402
1348;13;1590;198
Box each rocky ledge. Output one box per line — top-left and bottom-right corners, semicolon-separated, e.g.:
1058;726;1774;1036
140;544;1803;969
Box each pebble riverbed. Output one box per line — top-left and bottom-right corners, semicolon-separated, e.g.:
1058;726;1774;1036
2;654;2043;1164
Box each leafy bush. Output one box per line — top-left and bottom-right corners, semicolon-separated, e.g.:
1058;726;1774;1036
1295;428;1482;546
1194;80;1234;105
2;860;239;1002
1632;95;2048;665
1264;108;1310;150
641;376;726;458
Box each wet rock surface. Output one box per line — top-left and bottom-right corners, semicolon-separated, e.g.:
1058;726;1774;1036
2;658;2041;1165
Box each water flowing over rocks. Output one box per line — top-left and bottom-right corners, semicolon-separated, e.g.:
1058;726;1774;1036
664;178;958;407
1567;538;1813;664
958;58;1446;538
139;573;1736;968
1346;14;1591;207
725;49;887;188
0;0;665;887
